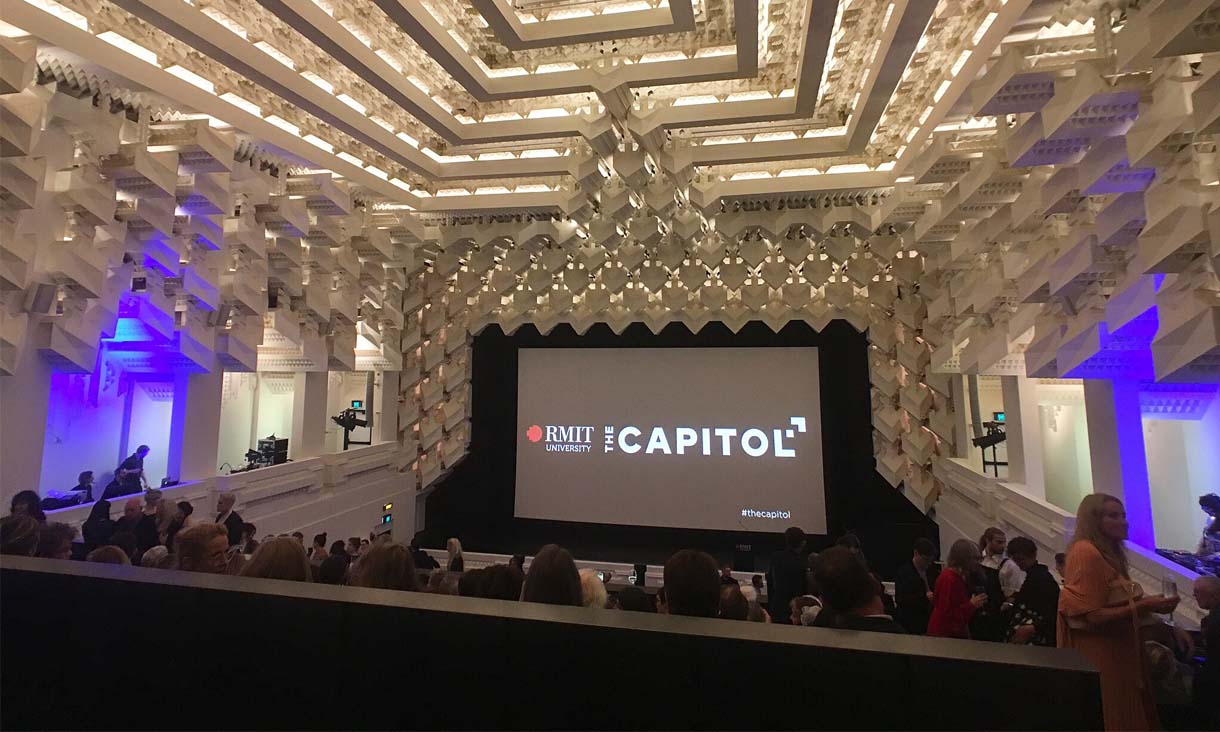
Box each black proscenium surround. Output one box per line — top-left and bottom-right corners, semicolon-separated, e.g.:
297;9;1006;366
424;320;937;576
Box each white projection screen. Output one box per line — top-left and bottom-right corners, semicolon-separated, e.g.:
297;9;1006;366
514;348;827;533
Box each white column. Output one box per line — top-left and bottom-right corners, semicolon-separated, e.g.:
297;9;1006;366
951;375;971;459
1001;376;1045;497
0;337;52;502
167;366;224;481
1083;379;1156;548
374;370;400;445
291;371;328;459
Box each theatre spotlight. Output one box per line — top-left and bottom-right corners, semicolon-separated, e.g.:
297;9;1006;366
972;422;1007;477
331;408;371;451
331;408;368;432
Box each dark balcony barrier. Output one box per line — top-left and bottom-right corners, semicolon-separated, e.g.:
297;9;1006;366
1;556;1101;730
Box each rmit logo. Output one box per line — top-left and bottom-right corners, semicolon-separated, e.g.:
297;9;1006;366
528;424;595;453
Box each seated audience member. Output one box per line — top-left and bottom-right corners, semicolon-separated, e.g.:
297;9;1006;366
656;587;668;615
107;531;138;564
1;514;41;556
309;533;329;565
1003;537;1060;646
225;553;247;575
835;532;865;564
164;501;193;553
316;553;349;585
351;542;418;592
214;493;243;546
81;499;116;549
446;537;465;572
71;471;95;503
813;547;906;634
740;585;770;623
36;522;77;560
111;498;144;543
99;473;126;500
719;584;749;620
241;537;312;582
458;567;488;597
521;544;583;606
790;595;823;626
663;549;720;618
767;527;807;625
1193;576;1220;728
409;533;439;571
85;545;130;565
239;523;259;555
1054;552;1066;582
135;490;164;554
330;540;351;565
140;545;174;569
579;568;609;609
894;537;939;634
928;539;987;639
175;523;230;574
480;564;524;602
720;565;739;585
426;569;447;593
616;586;654;613
9;490;46;523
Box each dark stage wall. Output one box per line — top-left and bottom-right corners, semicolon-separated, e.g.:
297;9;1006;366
423;320;937;578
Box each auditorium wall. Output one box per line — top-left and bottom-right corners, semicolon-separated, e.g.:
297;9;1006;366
1144;393;1220;551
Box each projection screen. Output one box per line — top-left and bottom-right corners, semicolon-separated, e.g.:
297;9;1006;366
514;347;827;533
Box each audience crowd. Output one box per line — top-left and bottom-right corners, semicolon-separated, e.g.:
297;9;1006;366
2;488;1217;731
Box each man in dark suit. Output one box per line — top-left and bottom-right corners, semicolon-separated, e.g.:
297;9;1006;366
766;527;807;624
214;492;243;547
894;537;940;634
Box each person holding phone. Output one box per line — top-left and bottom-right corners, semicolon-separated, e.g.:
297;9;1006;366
927;539;987;639
1058;494;1178;731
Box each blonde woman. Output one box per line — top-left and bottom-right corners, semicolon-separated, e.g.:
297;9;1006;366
240;537;312;582
446;537;464;572
1058;494;1178;731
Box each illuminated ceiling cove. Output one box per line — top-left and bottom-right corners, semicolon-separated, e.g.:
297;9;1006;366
3;0;1220;508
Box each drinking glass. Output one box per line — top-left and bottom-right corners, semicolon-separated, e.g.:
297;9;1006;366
1162;576;1178;627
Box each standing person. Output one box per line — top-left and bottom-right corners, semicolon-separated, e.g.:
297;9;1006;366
117;445;150;494
214;492;243;546
1058;493;1179;731
446;537;464;572
766;527;807;624
894;537;940;634
1003;537;1059;646
309;533;329;566
927;539;987;639
974;527;1023;642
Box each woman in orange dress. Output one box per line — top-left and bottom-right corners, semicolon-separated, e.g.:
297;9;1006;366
1058;494;1179;731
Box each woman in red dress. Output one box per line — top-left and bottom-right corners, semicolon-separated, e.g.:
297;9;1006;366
927;539;987;638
